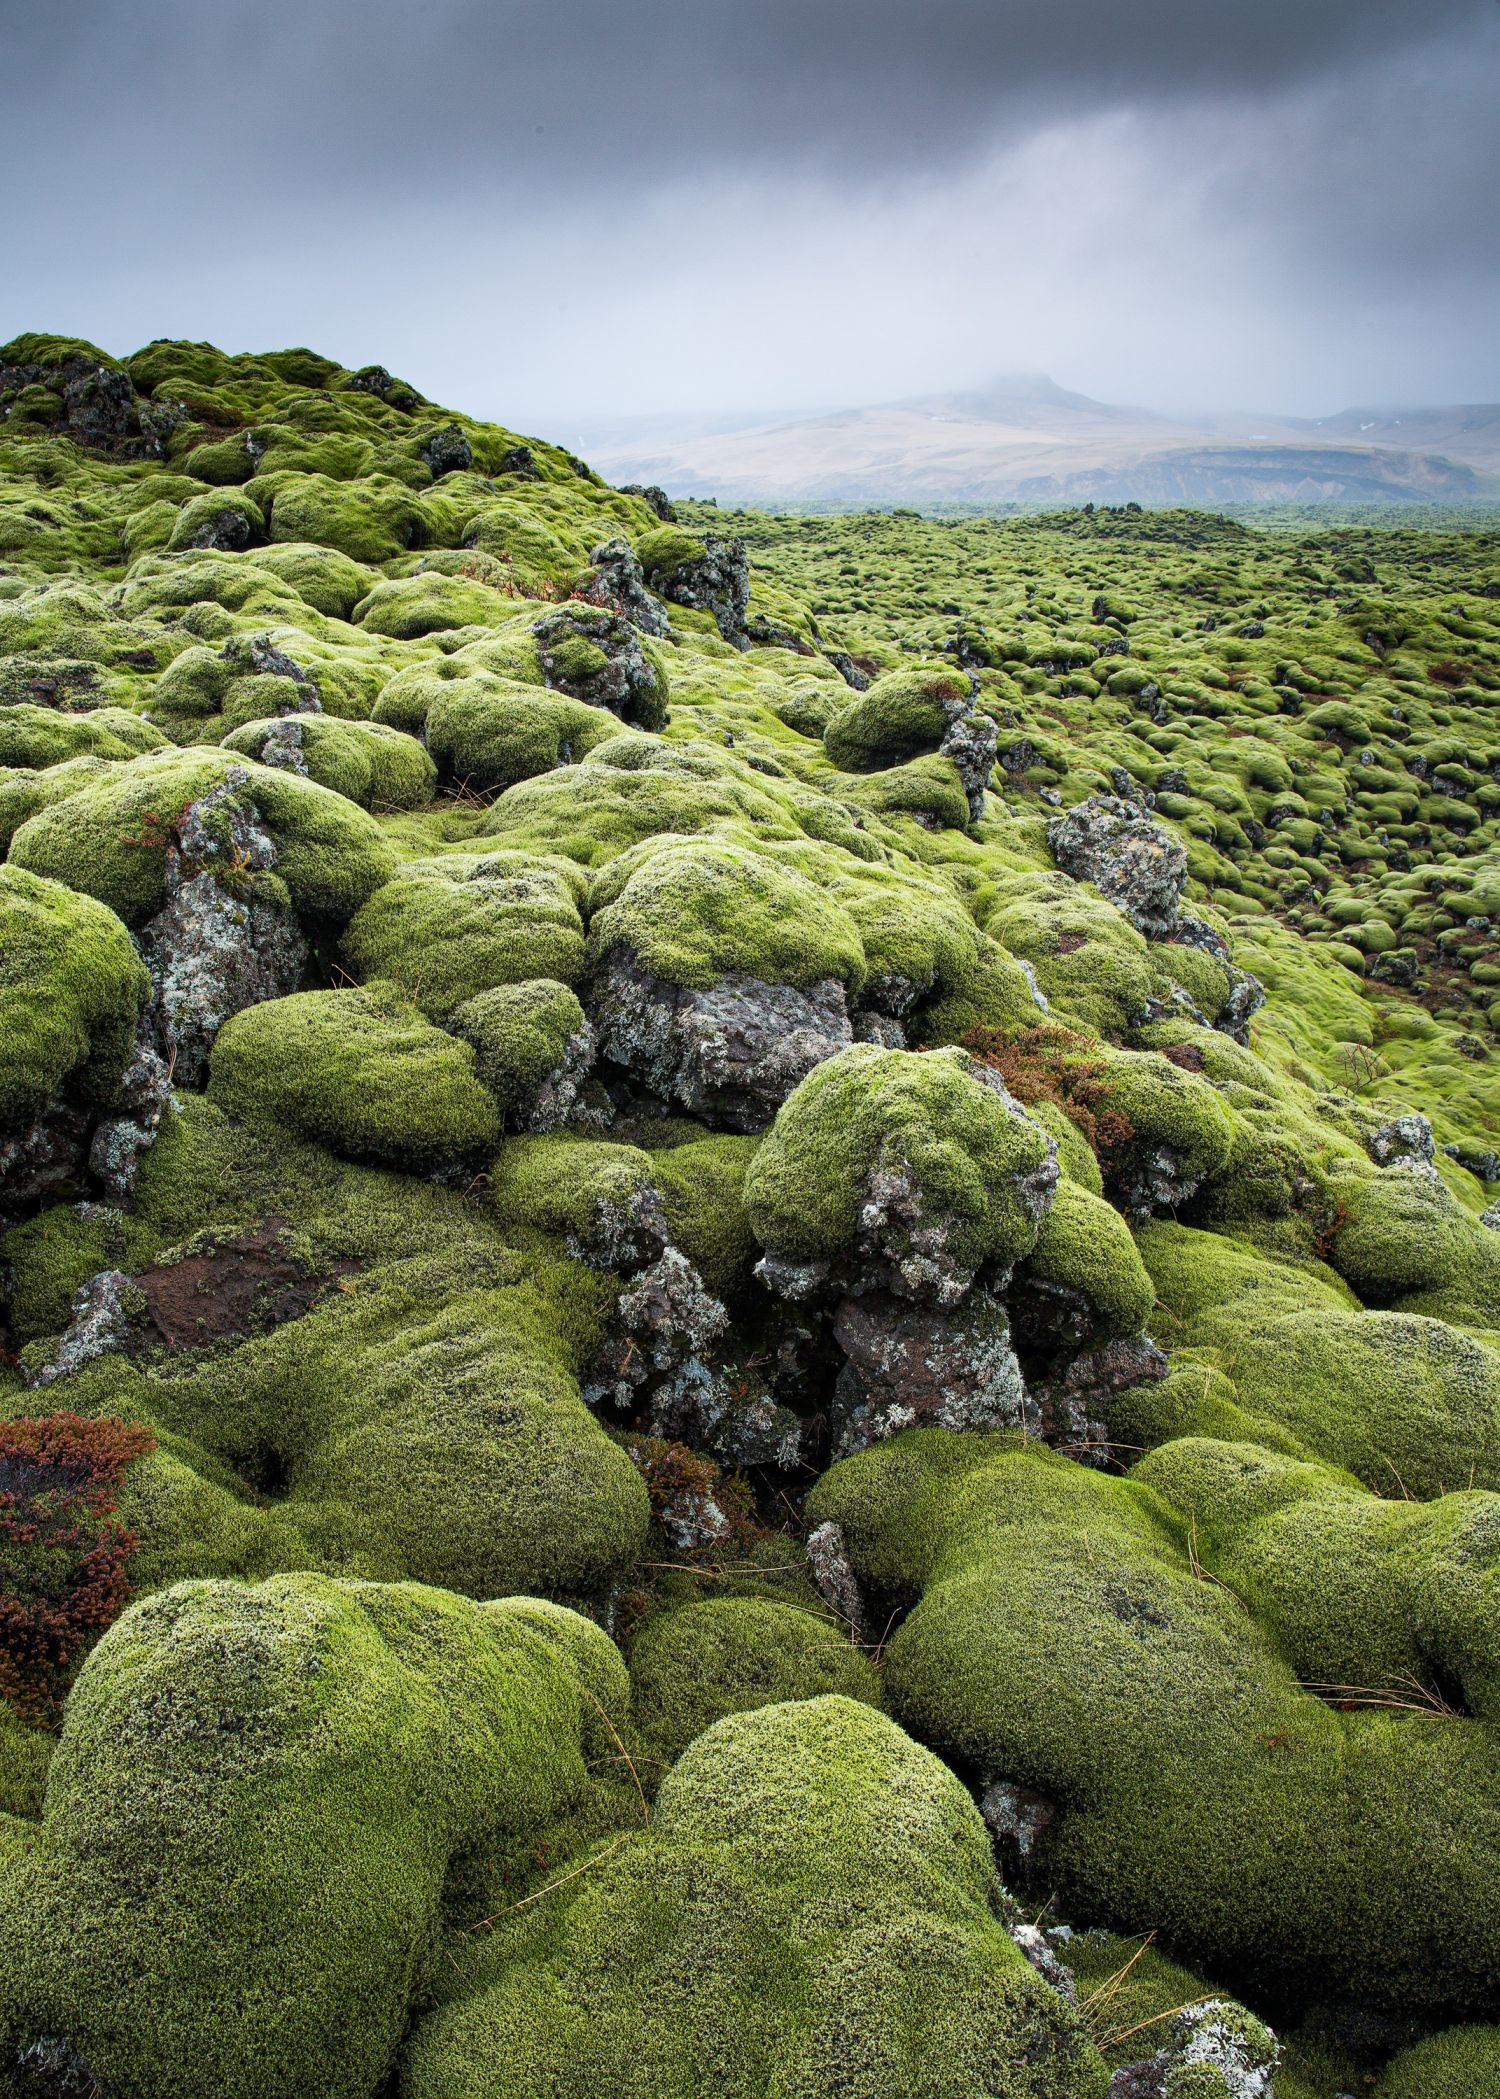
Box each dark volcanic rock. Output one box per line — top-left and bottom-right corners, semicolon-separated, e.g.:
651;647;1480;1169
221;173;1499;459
1048;794;1188;937
89;1023;174;1200
830;1286;1036;1457
0;1101;90;1217
938;697;1001;824
532;605;667;727
584;538;671;637
645;532;751;648
1367;1112;1437;1174
138;775;310;1087
619;482;676;521
421;423;472;478
590;952;852;1133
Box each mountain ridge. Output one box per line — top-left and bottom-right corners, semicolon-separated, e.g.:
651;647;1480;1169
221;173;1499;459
578;374;1500;510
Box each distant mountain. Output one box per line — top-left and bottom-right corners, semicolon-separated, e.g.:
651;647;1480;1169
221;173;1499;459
578;376;1500;510
1299;402;1500;475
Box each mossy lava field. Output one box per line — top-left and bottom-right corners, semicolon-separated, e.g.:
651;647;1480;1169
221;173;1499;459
3;332;1500;2099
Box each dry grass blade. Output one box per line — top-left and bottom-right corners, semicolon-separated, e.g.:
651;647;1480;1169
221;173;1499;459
1299;1674;1462;1718
867;1607;902;1669
466;1832;633;1932
578;1683;651;1829
639;1560;805;1580
1079;1931;1156;2020
1097;1995;1215;2054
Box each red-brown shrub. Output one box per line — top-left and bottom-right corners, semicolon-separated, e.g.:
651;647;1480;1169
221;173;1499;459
962;1023;1135;1156
0;1413;155;1720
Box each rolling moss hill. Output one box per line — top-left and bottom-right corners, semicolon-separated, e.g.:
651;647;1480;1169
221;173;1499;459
1;332;1500;2099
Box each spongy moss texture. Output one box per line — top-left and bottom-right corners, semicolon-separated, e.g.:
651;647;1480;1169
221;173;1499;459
0;1575;630;2099
4;330;1500;2098
809;1430;1500;2012
0;862;147;1126
208;980;501;1166
401;1697;1109;2099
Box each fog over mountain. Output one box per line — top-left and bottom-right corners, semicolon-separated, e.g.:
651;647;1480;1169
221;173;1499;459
578;376;1500;510
2;0;1498;432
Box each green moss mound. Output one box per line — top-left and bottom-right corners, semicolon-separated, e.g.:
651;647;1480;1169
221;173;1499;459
209;981;500;1167
353;570;509;637
221;714;437;811
649;1133;763;1298
1017;1176;1155;1337
745;1045;1057;1289
0;864;147;1129
1061;1933;1279;2090
824;667;972;772
628;1599;883;1762
487;1133;656;1258
0;1574;628;2099
810;1430;1500;2013
0;1710;51;1822
588;837;866;991
1373;2024;1500;2097
401;1696;1108;2099
0;703;166;769
7;748;396;924
2;1096;650;1601
340;852;588;1019
1141;1221;1500;1493
426;671;620;791
449;978;588;1119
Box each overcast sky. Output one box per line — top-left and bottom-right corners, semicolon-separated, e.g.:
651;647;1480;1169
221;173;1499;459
2;0;1497;433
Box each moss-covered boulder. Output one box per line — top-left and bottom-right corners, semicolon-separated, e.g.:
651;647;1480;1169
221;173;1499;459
810;1430;1500;2012
1014;1175;1155;1342
745;1045;1058;1303
352;570;508;637
1086;1046;1239;1216
400;1696;1108;2099
0;1575;628;2099
209;981;500;1167
449;978;594;1130
166;487;265;552
628;1598;883;1763
985;873;1161;1041
1142;1221;1500;1494
473;734;806;863
1323;1165;1479;1304
1373;2025;1500;2097
7;749;396;924
426;672;621;791
0;755;115;854
221;713;437;811
251;543;376;618
0;703;166;769
340;851;588;1020
824;667;974;772
487;1134;664;1268
0;866;147;1132
1;1095;652;1602
587;837;865;993
532;601;671;729
259;469;428;564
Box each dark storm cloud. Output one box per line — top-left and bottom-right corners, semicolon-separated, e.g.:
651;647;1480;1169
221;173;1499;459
0;0;1496;420
1;0;1488;197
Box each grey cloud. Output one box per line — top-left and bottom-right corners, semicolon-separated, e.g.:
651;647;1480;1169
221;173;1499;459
0;0;1496;424
1;0;1491;196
